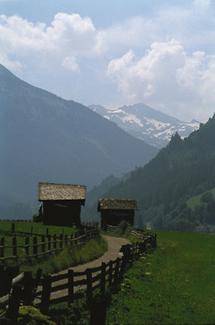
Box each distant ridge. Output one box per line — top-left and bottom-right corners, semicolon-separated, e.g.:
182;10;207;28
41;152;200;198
89;103;199;148
0;65;157;217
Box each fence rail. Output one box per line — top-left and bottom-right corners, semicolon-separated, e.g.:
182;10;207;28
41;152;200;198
0;229;98;263
0;231;157;324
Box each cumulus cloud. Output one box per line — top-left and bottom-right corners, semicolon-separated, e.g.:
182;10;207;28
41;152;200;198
0;13;97;71
0;1;215;121
107;40;215;120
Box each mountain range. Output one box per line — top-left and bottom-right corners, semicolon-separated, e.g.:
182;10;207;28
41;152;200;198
0;65;157;217
89;103;199;148
86;115;215;231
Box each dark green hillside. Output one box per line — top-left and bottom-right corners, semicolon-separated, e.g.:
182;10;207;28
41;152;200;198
89;115;215;230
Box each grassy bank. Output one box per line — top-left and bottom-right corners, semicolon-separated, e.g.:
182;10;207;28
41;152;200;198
21;235;107;275
107;231;215;325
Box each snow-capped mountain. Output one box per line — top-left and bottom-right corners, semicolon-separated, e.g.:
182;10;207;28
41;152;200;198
89;103;200;148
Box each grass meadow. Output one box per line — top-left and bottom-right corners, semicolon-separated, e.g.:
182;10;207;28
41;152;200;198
107;231;215;325
0;220;76;258
0;221;107;275
0;220;76;236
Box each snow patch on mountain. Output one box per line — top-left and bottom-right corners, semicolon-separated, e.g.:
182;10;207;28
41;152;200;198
89;103;200;148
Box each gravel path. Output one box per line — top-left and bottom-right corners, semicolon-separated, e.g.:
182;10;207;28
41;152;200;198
57;234;130;274
48;235;130;301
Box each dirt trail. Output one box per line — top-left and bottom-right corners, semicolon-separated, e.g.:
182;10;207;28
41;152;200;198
57;234;130;274
49;235;130;300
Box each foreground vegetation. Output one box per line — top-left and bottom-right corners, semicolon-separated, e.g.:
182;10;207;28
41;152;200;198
107;231;215;325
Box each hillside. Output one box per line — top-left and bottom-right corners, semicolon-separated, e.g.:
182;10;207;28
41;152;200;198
87;115;215;230
0;65;157;217
89;103;199;148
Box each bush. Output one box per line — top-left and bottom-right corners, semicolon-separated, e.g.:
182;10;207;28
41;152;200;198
18;306;56;325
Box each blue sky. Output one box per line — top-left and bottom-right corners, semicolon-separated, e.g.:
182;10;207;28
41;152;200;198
0;0;215;121
1;0;188;25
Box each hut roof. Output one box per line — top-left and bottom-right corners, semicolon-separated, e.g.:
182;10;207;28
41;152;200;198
98;198;137;211
39;182;86;201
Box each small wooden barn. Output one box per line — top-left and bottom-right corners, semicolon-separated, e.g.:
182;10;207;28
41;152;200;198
38;182;86;227
98;198;137;229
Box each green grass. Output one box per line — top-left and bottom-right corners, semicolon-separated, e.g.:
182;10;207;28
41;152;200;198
107;231;215;325
0;220;76;236
0;221;76;258
20;235;107;275
187;187;215;209
48;298;89;325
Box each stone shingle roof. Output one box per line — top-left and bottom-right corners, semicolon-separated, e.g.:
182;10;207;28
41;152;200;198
39;182;86;201
98;198;137;211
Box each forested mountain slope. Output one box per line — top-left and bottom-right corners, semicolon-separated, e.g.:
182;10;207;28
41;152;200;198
87;116;215;230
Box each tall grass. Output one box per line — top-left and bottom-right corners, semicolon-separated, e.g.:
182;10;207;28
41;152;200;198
21;236;107;275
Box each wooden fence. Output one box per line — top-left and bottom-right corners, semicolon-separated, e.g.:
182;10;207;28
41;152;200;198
0;229;98;263
39;236;156;313
0;221;98;236
1;233;156;323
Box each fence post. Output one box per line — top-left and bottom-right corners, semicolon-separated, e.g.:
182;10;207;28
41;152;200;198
114;258;120;288
53;234;57;251
68;269;74;304
108;261;113;287
11;222;15;234
23;271;34;305
25;236;30;256
154;234;157;248
7;283;22;323
59;234;63;249
40;275;52;314
41;235;46;254
100;262;106;296
119;257;125;280
86;268;93;304
90;295;107;325
0;237;5;257
48;235;51;251
12;236;17;257
69;234;73;246
64;234;68;246
33;236;38;256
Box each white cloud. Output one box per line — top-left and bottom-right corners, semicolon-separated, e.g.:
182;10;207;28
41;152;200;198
193;0;211;10
62;56;79;72
0;13;97;71
0;2;215;121
107;40;215;121
96;17;154;54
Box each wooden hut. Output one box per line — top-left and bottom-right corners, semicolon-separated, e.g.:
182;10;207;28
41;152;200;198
98;198;137;229
38;182;86;227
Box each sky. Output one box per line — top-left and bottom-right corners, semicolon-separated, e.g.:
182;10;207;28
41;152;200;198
0;0;215;121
